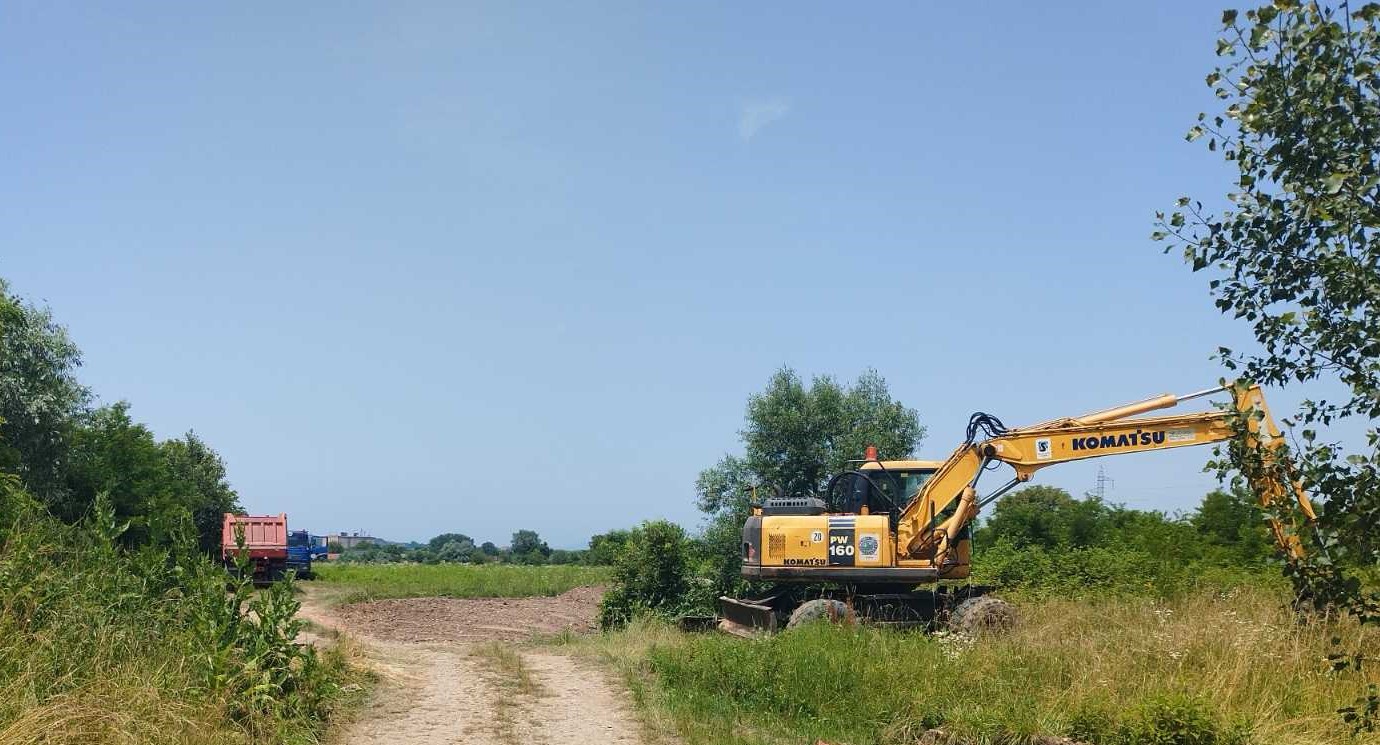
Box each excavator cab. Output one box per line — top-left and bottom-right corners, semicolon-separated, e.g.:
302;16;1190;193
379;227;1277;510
846;461;938;516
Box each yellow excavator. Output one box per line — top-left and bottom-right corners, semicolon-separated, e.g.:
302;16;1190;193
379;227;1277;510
717;382;1318;635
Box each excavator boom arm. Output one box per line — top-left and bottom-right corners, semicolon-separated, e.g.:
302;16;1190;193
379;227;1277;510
895;384;1315;564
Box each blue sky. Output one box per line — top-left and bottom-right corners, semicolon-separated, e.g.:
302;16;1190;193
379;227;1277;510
1;2;1322;547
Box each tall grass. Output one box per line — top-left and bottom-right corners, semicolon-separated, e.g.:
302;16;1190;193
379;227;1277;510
313;562;610;603
0;479;359;745
569;587;1379;745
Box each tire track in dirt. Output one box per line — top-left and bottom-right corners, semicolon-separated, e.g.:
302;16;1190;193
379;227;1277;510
299;586;646;745
522;652;641;744
349;643;503;745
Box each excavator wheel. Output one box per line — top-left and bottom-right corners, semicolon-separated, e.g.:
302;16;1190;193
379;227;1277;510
948;596;1016;636
787;599;855;629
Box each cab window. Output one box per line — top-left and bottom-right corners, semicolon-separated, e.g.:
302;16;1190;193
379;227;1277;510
873;469;933;507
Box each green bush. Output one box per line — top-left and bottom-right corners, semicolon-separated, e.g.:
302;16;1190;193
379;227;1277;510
972;539;1280;599
598;520;693;628
968;485;1285;600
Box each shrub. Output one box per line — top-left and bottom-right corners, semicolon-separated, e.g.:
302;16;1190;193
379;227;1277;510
972;539;1280;599
599;520;692;628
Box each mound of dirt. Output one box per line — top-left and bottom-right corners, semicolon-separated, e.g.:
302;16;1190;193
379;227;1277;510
331;585;606;643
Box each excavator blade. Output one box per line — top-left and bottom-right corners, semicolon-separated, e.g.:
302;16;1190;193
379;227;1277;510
716;594;778;637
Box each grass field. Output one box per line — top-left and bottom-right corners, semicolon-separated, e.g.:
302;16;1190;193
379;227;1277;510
313;562;611;603
562;586;1380;745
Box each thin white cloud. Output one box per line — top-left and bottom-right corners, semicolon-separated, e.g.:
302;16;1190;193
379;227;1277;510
738;98;791;141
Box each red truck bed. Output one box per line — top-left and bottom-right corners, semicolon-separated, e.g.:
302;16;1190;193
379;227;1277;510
222;513;288;560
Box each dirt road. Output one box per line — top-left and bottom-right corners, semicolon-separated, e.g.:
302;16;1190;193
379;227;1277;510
299;586;648;745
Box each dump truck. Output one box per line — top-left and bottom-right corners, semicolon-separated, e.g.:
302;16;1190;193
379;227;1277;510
222;513;289;583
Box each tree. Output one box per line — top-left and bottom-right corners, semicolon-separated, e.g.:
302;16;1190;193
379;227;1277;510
428;532;473;551
1155;2;1380;730
436;539;480;563
0;279;239;551
697;368;924;515
161;432;241;553
975;486;1110;549
326;541;344;554
62;403;176;545
510;529;550;564
0;279;89;505
480;541;499;556
1193;488;1272;560
586;529;631;565
695;368;924;594
973;485;1267;566
548;549;584;565
59;405;240;551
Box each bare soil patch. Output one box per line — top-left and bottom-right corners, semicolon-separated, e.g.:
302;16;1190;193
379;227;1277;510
329;585;605;643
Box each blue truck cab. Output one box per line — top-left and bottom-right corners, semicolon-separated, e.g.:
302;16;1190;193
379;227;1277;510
287;529;314;579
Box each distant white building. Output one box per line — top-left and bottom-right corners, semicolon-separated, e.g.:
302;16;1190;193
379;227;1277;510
325;531;379;550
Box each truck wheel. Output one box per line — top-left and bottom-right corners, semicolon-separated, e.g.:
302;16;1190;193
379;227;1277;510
948;596;1016;636
787;599;855;629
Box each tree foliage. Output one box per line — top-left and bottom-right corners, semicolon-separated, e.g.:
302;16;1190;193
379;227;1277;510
976;485;1113;549
56;404;241;550
62;403;174;545
702;368;925;509
977;485;1272;556
694;368;924;596
0;278;240;552
1193;487;1274;560
0;279;89;504
436;539;481;563
1154;2;1380;730
973;486;1281;597
332;529;600;566
585;528;631;566
162;432;240;554
510;529;552;564
428;532;473;551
